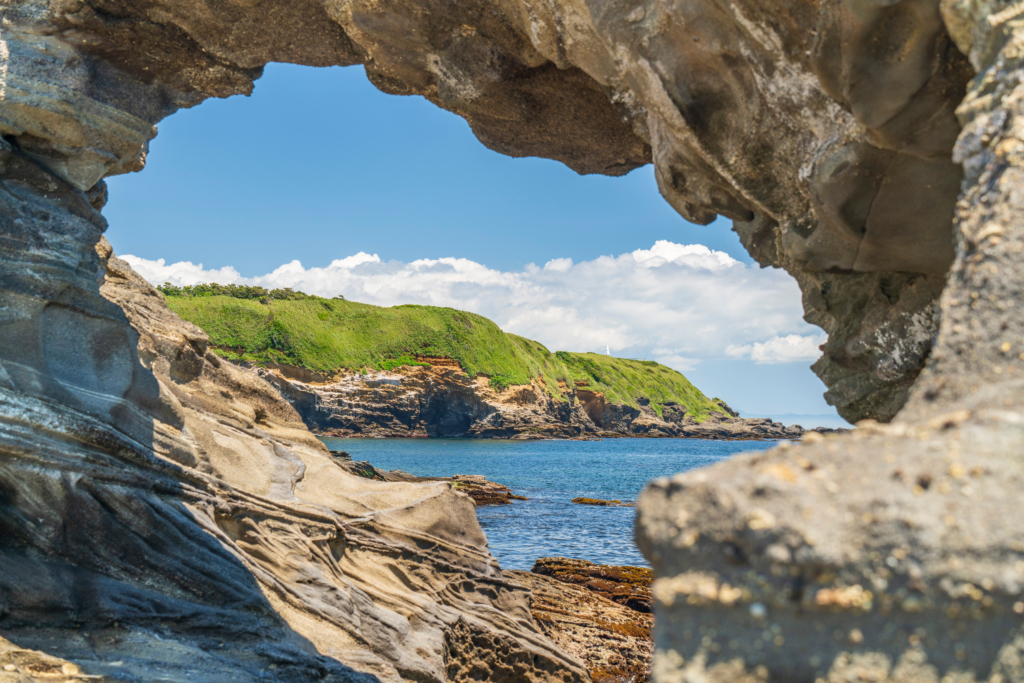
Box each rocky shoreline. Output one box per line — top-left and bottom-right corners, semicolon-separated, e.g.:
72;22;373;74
329;450;528;505
254;363;842;442
330;454;656;680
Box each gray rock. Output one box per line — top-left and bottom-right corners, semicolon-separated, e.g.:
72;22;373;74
1;0;1021;679
0;174;587;682
635;4;1024;680
0;0;975;423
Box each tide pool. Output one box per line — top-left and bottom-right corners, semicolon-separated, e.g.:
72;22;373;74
318;437;777;569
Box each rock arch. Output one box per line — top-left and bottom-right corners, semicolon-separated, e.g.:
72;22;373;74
2;0;1024;681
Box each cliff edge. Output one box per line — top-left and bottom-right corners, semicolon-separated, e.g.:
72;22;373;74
160;287;829;439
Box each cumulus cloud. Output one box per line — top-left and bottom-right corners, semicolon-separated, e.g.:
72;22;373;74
123;240;824;371
726;334;828;364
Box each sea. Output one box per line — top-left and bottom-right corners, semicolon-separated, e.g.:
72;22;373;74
318;437;778;570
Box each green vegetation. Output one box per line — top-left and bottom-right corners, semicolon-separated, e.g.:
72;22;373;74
158;282;327;302
161;285;723;418
556;351;722;418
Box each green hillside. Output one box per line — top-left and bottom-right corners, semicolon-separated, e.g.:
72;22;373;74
556;352;718;419
159;284;723;419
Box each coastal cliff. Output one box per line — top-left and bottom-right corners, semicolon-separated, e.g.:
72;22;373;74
259;362;813;440
160;287;827;440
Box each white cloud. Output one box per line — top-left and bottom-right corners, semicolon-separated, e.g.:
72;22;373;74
726;334;827;364
543;257;573;272
121;241;824;373
631;240;738;270
126;257;242;286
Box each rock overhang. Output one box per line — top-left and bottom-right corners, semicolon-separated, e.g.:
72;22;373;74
4;0;1024;680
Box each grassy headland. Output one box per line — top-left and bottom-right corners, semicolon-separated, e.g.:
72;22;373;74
160;284;723;418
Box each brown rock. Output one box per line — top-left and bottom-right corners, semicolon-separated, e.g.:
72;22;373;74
505;570;653;683
0;226;586;680
570;498;633;507
532;558;653;614
329;451;527;506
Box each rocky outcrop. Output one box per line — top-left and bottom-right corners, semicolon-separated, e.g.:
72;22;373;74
0;0;976;423
258;366;832;440
0;227;587;681
5;0;1024;681
258;364;595;439
330;450;528;505
531;558;654;615
634;7;1024;681
506;569;653;683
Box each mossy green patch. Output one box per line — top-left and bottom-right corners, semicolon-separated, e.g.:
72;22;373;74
556;351;722;419
163;289;721;418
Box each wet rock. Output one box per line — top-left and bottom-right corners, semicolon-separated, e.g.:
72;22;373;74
571;498;634;507
531;558;654;614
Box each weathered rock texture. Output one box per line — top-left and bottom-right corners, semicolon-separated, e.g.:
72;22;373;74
634;5;1024;681
259;364;595;438
329;450;528;505
506;569;654;683
0;224;587;681
257;365;824;440
3;0;1024;680
0;0;977;424
531;558;654;614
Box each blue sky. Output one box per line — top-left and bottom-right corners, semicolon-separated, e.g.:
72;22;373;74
107;63;844;425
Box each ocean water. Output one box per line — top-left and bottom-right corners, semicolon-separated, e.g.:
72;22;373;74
318;437;778;570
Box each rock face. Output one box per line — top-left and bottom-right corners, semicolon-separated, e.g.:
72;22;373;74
3;0;1024;681
0;0;974;424
259;364;595;439
257;365;827;440
330;450;528;505
506;568;654;683
633;6;1024;682
531;558;654;614
0;230;587;681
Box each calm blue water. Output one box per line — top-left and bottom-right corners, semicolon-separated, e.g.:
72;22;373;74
318;437;777;570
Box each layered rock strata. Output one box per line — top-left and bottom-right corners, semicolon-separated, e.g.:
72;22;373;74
0;227;587;680
634;5;1024;681
329;450;528;505
2;0;1024;681
507;570;654;683
257;365;826;440
531;558;654;614
0;0;976;423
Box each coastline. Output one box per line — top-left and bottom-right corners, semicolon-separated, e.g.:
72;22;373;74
254;363;843;441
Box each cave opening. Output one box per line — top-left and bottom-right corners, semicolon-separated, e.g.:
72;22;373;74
101;62;843;424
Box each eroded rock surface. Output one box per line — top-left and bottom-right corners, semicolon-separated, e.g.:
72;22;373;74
531;558;654;614
0;0;978;422
506;569;653;683
330;450;528;505
0;208;586;681
259;364;596;439
635;4;1024;680
2;0;1023;680
257;365;829;440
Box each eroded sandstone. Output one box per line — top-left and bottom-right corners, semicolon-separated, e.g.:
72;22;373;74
635;3;1024;680
506;569;653;683
0;0;979;423
2;0;1023;680
0;226;586;681
329;450;528;505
